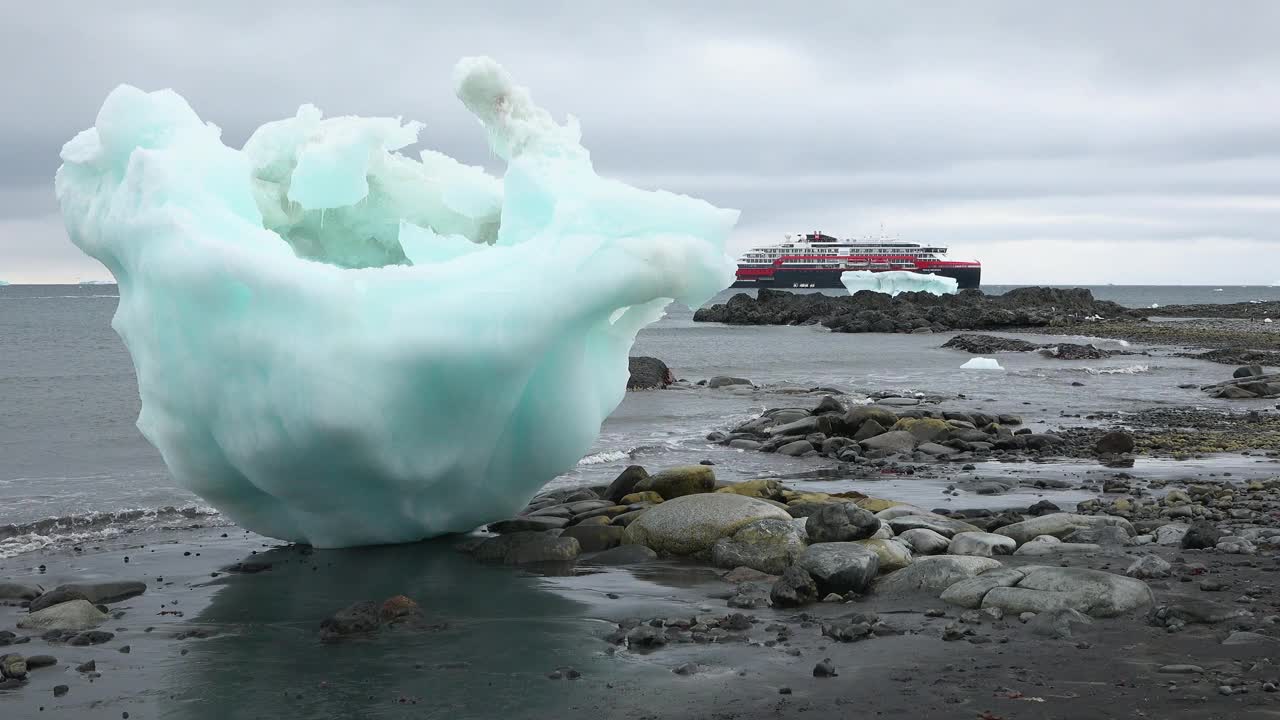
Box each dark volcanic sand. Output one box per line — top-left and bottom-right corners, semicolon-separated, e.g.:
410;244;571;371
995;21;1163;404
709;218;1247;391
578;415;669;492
3;518;1280;720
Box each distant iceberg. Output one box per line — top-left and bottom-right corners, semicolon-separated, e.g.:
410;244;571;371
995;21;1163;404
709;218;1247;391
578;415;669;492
0;280;8;286
55;57;737;548
78;279;115;285
961;357;1004;370
841;270;958;297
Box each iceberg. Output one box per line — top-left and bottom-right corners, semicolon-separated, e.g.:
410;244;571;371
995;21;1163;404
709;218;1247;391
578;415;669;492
840;270;958;297
54;58;738;548
960;357;1004;370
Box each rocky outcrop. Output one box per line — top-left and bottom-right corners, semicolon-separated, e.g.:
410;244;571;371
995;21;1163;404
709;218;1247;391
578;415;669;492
942;334;1040;353
1200;367;1280;399
622;493;791;557
694;287;1130;334
627;356;673;389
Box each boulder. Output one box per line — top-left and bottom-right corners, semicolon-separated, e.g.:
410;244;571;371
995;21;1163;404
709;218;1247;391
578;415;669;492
994;513;1133;545
1154;523;1190;546
0;583;42;601
843;405;899;432
851;418;888;442
890;417;952;444
939;567;1027;608
1095;430;1135;455
947;532;1016;557
806;503;881;543
858;430;917;454
586;544;658;565
1233;365;1264;378
633;465;716;500
874;556;1002;595
622;493;791;556
770;566;819;607
53;581;146;605
1012;542;1102;557
604;466;650;503
708;376;752;389
711;518;807;574
560;525;625;553
796;543;880;594
898;528;951;555
28;588;90;614
982;567;1153;618
1181;521;1222;550
1125;555;1171;579
0;653;28;680
778;439;816;457
856;538;913;571
503;535;581;565
887;514;981;539
942;334;1040;353
716;479;786;501
16;600;107;631
488;517;569;533
627;357;673;389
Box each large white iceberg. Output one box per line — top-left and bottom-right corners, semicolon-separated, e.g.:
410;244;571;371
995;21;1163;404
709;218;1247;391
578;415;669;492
840;270;958;297
55;58;738;548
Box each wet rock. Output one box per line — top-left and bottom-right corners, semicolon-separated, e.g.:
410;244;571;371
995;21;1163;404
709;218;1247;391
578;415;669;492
587;544;658;565
886;514;981;539
0;583;42;602
859;430;917;454
899;528;951;555
1026;608;1093;639
711;518;807;575
487;517;569;533
75;660;95;673
942;334;1040;354
806;503;881;543
28;588;90;613
628;356;673;390
856;538;914;571
982;567;1153;618
67;630;114;646
1222;631;1279;646
994;513;1133;544
728;583;773;609
1125;555;1172;579
0;654;27;680
503;535;580;565
53;684;69;697
1064;526;1132;546
877;555;1002;595
53;581;146;605
1044;343;1110;360
625;625;668;649
770;566;819;607
560;525;625;553
24;655;56;670
947;532;1015;557
1181;521;1223;550
17;600;107;631
1158;664;1205;674
319;601;382;642
1026;500;1061;516
1151;599;1250;627
1154;523;1190;546
813;658;838;677
604;466;650;503
633;465;717;500
622;493;791;556
940;568;1027;608
796;543;881;594
777;439;816;457
707;376;752;389
1012;542;1102;557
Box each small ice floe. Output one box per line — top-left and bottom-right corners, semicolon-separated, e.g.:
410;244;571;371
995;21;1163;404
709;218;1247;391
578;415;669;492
1150;303;1160;309
1265;318;1274;324
960;357;1004;370
1213;288;1224;292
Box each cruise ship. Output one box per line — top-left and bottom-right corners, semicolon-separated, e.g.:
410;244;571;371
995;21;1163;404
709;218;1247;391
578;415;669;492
731;232;981;289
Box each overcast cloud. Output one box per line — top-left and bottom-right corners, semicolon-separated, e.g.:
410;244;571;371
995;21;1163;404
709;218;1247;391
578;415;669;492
2;1;1278;284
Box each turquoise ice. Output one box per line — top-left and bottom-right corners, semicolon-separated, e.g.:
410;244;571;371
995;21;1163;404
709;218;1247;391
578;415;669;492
840;270;958;296
55;58;737;547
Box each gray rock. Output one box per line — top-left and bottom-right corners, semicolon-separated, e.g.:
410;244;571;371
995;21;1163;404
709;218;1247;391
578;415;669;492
622;493;791;556
899;528;951;555
947;531;1016;557
1215;536;1257;554
806;503;881;543
24;655;55;670
1222;631;1279;646
0;582;42;601
603;466;650;503
0;653;27;680
1094;430;1135;454
488;516;569;533
28;588;90;613
916;442;954;457
1181;521;1222;549
503;535;580;565
1154;523;1190;546
708;376;753;389
711;518;807;575
1063;526;1132;546
1012;542;1103;557
1125;555;1172;579
54;581;147;605
994;513;1134;544
887;514;981;539
728;439;762;451
1026;608;1093;639
982;567;1153;618
17;599;107;631
587;544;658;565
939;568;1027;608
875;556;1002;595
1154;599;1251;625
796;543;880;594
560;525;625;553
628;356;672;389
859;430;917;454
778;439;815;456
1158;664;1205;674
633;465;717;500
856;538;913;571
770;566;819;607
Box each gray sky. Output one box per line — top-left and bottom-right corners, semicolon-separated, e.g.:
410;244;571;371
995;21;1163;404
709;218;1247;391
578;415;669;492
3;1;1278;284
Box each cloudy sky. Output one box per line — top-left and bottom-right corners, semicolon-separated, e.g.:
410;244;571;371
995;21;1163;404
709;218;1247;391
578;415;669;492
2;1;1278;284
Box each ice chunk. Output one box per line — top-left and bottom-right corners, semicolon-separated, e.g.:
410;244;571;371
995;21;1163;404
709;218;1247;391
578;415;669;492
54;57;738;548
960;357;1004;370
840;270;958;297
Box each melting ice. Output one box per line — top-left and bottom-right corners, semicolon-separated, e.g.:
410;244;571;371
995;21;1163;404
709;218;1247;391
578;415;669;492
54;58;738;548
840;270;958;297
